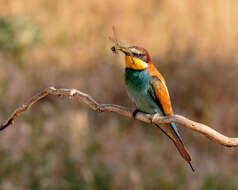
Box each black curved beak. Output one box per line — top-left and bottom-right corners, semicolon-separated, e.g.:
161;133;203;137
112;45;131;56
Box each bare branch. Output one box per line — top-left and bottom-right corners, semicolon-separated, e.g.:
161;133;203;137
1;87;238;147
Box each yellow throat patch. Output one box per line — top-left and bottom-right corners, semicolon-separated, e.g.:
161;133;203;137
125;55;147;70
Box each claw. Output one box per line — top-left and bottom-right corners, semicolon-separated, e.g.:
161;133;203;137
132;109;140;119
151;113;157;124
96;105;103;113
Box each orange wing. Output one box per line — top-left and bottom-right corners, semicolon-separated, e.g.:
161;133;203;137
148;64;173;115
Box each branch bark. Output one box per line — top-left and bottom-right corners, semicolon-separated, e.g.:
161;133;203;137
1;87;238;147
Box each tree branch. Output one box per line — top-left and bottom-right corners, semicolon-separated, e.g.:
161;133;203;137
1;87;238;147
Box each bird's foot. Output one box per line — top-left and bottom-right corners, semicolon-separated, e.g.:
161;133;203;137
96;105;104;113
132;109;140;119
150;113;158;124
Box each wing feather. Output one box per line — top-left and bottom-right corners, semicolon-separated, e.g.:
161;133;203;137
149;76;173;115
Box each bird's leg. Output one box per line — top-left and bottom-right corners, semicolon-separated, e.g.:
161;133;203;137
132;109;140;119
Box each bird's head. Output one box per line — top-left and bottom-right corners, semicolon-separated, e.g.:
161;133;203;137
113;45;151;70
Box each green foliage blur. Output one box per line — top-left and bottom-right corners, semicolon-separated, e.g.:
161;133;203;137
0;15;39;62
0;0;238;189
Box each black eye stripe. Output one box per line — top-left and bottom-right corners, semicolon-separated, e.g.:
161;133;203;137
129;48;148;63
133;54;147;62
133;52;143;57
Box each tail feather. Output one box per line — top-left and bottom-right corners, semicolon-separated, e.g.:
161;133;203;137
172;138;194;172
172;131;191;162
155;124;194;172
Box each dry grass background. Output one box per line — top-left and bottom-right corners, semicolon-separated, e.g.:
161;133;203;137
1;0;238;189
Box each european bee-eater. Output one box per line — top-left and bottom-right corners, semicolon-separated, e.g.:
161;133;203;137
113;44;194;171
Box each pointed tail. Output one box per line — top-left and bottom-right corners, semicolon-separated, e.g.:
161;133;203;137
155;124;194;172
172;137;194;172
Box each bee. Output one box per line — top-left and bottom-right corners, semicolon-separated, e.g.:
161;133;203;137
109;26;123;54
111;46;116;52
109;26;135;65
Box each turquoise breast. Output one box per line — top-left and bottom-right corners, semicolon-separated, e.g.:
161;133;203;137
125;69;163;115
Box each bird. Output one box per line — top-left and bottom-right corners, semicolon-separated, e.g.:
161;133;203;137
112;44;194;171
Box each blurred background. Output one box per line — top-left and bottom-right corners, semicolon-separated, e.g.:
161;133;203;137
0;0;238;189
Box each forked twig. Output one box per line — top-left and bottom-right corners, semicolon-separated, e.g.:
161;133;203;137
1;86;238;147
